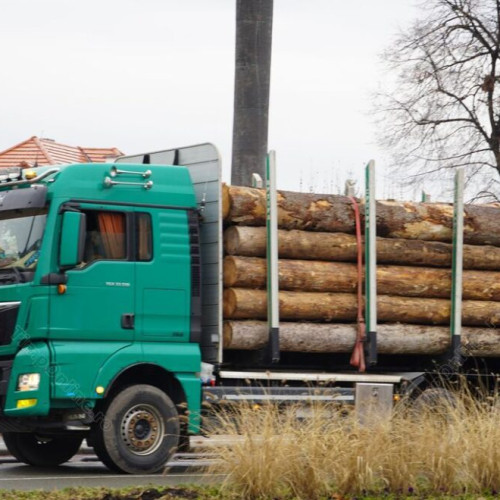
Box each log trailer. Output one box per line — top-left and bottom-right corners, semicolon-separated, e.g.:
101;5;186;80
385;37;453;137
0;143;492;473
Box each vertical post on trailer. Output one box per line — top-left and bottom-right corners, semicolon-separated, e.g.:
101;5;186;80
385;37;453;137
421;191;431;202
450;168;464;366
365;160;378;366
252;173;263;189
266;151;280;363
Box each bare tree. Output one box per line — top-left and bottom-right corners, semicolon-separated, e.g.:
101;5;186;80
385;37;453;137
231;0;273;186
377;0;500;200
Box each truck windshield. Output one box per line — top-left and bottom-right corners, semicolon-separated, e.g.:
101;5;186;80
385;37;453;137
0;210;47;280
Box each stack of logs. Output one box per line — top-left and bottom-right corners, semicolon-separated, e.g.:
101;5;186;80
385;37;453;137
222;185;500;357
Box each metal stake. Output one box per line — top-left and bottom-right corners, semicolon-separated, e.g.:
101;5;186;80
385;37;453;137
450;168;464;365
266;151;280;363
365;160;377;366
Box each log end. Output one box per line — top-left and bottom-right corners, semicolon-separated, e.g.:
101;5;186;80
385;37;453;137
223;256;238;287
223;226;241;255
223;321;233;348
223;288;237;317
222;183;230;220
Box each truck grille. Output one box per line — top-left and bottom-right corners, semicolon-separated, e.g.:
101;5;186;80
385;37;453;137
0;302;20;346
0;359;12;397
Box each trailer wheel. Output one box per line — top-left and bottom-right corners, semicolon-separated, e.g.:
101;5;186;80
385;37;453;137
2;432;82;466
412;387;458;414
92;384;180;474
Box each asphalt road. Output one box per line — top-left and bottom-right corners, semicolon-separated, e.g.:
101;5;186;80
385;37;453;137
0;437;225;491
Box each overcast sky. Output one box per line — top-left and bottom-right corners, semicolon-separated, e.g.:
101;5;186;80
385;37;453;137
0;0;420;196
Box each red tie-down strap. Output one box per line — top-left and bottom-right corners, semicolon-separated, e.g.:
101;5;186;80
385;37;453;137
348;196;366;372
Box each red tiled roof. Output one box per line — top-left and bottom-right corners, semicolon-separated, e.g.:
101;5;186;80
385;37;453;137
0;136;123;168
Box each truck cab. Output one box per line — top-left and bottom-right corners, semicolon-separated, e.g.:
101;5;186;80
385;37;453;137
0;158;206;473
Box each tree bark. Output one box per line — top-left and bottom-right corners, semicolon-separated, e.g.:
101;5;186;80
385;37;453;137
224;256;360;292
223;320;500;357
223;226;500;270
223;288;500;326
223;184;356;232
222;185;500;245
223;256;500;301
231;1;273;186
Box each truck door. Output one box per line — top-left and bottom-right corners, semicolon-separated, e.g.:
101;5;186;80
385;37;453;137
134;209;192;342
48;207;136;396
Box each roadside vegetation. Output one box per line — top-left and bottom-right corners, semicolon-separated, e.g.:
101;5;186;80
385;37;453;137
0;487;211;500
0;487;499;500
205;384;500;499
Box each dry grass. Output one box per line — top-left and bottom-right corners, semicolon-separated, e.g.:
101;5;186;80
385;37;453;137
0;486;209;500
206;387;500;499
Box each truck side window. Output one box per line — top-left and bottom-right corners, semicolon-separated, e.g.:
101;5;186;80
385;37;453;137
83;211;126;264
136;213;152;261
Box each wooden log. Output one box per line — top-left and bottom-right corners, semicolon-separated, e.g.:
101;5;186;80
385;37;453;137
223;288;500;326
222;183;230;220
224;256;360;293
223;256;500;301
223;320;500;357
223;226;500;270
222;185;500;245
377;199;500;245
223;184;357;232
223;321;358;352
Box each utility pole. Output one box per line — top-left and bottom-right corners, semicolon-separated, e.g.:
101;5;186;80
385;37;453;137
231;0;273;186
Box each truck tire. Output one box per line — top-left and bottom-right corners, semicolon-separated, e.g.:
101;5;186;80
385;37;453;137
2;432;82;466
92;384;180;474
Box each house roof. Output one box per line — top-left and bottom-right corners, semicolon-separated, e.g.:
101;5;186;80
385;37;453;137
0;136;123;168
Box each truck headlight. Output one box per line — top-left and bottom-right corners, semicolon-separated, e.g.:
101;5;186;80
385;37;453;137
17;373;41;392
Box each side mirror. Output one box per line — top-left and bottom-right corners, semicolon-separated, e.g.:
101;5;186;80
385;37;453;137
59;212;86;268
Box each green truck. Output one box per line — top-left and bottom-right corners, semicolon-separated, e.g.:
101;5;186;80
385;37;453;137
0;143;449;474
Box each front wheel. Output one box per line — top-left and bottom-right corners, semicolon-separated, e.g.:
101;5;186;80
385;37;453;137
92;384;180;474
2;432;82;466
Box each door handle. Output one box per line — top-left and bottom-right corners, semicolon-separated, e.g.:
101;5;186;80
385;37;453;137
121;313;135;330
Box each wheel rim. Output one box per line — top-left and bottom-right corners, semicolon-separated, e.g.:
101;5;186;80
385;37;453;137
120;404;165;456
